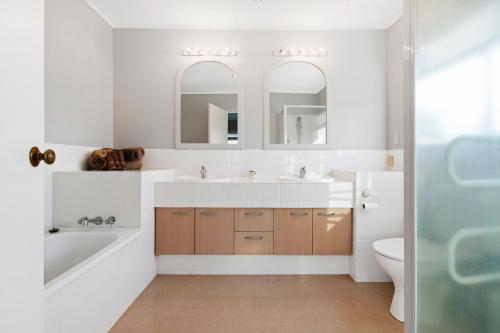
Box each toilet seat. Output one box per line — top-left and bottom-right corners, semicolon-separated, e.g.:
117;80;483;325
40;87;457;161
373;238;404;262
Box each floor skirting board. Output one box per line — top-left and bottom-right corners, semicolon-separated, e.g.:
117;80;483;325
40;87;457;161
157;255;350;275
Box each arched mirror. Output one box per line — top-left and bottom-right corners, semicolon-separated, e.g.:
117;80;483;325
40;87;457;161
175;61;242;149
264;61;328;149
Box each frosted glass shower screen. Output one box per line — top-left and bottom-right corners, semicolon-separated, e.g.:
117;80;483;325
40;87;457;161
415;0;500;332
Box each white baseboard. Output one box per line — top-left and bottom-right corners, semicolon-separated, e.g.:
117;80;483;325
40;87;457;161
157;255;350;275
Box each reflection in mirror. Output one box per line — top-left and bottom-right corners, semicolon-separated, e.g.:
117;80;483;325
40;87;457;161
180;61;238;145
268;61;327;145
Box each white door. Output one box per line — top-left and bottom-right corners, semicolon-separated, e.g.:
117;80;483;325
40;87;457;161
0;1;45;332
208;103;228;144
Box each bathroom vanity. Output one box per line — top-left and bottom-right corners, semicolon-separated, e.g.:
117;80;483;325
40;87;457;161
156;207;352;256
154;177;354;257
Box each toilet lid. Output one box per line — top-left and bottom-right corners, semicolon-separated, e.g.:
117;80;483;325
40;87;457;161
373;238;404;262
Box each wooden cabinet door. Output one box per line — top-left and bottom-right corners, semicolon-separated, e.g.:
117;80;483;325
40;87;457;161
274;208;313;255
155;208;195;255
195;208;234;255
313;208;352;255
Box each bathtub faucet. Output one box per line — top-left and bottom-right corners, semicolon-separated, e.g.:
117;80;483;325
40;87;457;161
77;216;103;227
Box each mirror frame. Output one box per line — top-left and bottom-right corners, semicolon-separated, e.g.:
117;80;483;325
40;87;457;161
175;59;244;150
263;59;330;150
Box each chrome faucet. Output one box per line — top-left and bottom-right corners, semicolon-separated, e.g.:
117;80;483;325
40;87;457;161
105;216;116;225
77;216;103;227
200;165;208;179
299;166;306;179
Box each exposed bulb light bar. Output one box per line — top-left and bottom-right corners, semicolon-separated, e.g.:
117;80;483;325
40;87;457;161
182;48;238;57
272;48;327;57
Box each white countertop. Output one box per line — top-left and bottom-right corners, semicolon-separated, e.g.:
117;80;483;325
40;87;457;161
161;177;339;184
154;177;354;208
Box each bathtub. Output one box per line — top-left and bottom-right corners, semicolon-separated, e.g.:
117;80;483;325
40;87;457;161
44;228;141;296
44;227;157;333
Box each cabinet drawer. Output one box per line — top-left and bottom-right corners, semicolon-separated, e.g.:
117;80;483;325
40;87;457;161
235;208;273;232
274;208;313;255
234;232;273;255
313;208;352;255
155;208;195;255
195;208;234;255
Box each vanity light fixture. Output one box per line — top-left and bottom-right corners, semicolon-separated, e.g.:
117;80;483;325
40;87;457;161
182;48;238;57
272;48;327;57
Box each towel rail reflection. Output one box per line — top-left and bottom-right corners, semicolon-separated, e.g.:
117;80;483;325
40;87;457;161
448;226;500;285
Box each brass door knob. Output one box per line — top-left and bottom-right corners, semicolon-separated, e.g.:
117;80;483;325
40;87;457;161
29;147;56;167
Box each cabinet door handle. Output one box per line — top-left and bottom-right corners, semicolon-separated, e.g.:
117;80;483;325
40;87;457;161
244;212;264;217
200;211;217;216
172;211;192;216
290;212;308;217
244;236;264;240
317;212;336;217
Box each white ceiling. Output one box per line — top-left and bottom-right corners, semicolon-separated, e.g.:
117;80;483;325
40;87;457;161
84;0;404;30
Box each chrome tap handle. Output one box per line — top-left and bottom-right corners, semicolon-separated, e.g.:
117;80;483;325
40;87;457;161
105;216;116;225
299;166;306;179
78;216;103;226
77;216;89;226
200;165;208;179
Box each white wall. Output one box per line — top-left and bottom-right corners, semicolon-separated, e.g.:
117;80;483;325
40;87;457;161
44;144;97;229
350;171;404;282
45;0;113;147
114;29;388;149
142;149;391;179
43;0;114;229
386;17;405;149
52;171;141;228
46;170;169;332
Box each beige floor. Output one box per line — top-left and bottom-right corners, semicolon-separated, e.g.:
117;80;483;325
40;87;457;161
110;275;404;333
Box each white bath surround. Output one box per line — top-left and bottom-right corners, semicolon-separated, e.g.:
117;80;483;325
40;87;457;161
44;228;140;295
46;170;169;333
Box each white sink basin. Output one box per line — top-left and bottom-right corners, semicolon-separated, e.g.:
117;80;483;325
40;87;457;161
175;174;229;182
278;175;333;183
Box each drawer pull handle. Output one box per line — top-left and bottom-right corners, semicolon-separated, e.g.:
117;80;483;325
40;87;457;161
244;236;264;240
317;212;336;217
290;212;308;217
200;212;217;216
172;211;192;216
244;212;264;217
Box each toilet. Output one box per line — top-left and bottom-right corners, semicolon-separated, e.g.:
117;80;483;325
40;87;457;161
373;238;404;322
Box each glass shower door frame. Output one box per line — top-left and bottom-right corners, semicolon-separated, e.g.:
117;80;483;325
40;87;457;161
403;0;417;333
404;0;416;332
